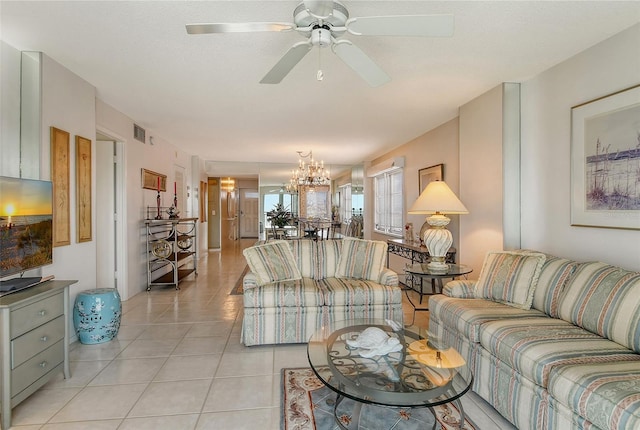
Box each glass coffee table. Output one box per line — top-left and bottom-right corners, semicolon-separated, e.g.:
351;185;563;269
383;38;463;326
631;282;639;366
307;319;473;430
404;263;472;324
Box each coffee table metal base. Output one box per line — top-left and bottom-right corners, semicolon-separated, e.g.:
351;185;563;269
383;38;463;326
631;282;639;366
328;392;466;430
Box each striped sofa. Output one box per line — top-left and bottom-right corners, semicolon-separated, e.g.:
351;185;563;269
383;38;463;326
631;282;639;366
429;251;640;430
241;238;403;346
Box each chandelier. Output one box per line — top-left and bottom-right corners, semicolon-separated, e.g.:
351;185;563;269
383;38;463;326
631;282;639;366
287;151;330;193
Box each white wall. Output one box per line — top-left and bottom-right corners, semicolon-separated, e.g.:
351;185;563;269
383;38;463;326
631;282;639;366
368;118;461;273
96;100;196;299
459;85;505;273
521;23;640;271
0;41;21;177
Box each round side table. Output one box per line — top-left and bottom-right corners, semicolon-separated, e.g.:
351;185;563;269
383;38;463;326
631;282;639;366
73;288;122;344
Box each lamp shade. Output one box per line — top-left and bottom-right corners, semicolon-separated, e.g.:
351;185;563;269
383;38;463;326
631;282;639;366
408;181;468;215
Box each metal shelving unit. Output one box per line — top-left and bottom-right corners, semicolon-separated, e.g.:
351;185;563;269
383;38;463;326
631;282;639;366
144;217;198;291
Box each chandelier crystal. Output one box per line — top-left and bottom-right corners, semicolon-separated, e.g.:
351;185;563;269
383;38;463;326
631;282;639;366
287;150;330;193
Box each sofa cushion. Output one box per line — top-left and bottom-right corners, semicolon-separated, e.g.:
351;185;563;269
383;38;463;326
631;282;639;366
243;277;324;308
532;255;579;317
243;240;302;286
318;277;402;307
443;280;477;298
336;238;387;282
288;239;316;279
557;262;640;353
475;251;546;309
429;295;546;343
548;360;640;430
479;317;640;388
314;240;342;280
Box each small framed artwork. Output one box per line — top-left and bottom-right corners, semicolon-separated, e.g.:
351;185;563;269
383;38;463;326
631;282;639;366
76;135;92;242
51;127;71;247
200;180;207;222
141;168;167;191
418;163;444;193
571;84;640;230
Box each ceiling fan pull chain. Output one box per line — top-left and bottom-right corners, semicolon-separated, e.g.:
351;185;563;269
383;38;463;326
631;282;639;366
317;29;324;81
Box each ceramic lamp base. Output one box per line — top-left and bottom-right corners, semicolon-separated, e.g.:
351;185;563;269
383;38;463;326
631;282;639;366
423;214;453;272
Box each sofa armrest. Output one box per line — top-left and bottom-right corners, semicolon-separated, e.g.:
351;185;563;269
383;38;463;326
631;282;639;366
242;272;259;290
443;280;477;298
379;268;399;287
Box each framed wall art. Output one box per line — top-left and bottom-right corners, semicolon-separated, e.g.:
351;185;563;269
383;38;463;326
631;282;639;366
571;84;640;230
141;168;167;191
418;163;444;193
51;126;71;246
76;135;92;242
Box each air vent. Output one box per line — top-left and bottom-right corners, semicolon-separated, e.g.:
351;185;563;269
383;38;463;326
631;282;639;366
133;124;146;143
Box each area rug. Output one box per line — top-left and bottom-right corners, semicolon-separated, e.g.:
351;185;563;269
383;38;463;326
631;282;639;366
230;265;249;295
281;367;477;430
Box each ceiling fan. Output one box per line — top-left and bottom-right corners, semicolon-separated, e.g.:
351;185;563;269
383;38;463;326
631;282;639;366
186;0;453;87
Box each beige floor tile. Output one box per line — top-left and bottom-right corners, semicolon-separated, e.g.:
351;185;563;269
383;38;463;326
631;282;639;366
119;414;199;430
89;357;166;385
171;336;228;355
273;344;309;371
11;387;81;426
115;325;147;340
185;321;234;337
154;354;221;381
43;360;111;388
69;340;131;361
196;408;278;430
216;350;274;377
203;375;274;412
137;323;193;339
49;384;147;422
117;338;180;359
40;419;122;429
128;379;212;417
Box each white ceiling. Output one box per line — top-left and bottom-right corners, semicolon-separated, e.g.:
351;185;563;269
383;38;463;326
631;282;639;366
2;1;639;185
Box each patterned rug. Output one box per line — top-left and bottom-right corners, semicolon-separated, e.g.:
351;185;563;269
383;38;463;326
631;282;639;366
230;265;249;295
281;367;477;430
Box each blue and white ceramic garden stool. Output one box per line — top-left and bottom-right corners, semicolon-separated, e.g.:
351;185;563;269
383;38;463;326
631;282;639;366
73;288;122;344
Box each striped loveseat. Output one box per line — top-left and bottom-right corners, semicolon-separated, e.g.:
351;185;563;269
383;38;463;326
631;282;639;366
429;250;640;430
241;238;403;346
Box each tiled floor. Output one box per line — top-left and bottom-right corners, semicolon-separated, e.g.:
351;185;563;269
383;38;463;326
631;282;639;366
8;238;514;430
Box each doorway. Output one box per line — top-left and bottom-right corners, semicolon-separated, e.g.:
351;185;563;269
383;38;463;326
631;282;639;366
239;188;259;238
96;130;126;299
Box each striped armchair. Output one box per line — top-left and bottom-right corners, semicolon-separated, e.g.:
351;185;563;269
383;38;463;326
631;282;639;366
241;238;403;346
429;251;640;430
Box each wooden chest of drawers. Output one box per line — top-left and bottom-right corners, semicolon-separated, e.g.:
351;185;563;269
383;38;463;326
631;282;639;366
0;280;76;430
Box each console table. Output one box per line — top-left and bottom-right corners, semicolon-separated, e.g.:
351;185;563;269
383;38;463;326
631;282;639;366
0;280;76;430
387;239;456;268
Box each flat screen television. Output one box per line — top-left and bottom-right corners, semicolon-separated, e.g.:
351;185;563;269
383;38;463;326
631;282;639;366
0;176;53;293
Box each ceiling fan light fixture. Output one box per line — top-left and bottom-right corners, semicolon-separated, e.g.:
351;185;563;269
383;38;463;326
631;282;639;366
311;27;332;47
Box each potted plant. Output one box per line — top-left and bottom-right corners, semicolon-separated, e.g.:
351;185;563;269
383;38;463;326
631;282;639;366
267;203;292;228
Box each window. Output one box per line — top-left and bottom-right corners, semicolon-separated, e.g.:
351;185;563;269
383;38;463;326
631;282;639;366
263;192;296;227
374;168;403;236
338;184;352;222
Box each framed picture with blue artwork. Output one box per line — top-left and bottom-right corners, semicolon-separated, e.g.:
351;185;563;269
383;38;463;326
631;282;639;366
570;84;640;230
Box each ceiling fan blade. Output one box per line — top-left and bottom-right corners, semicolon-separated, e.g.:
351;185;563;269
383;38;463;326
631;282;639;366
332;40;390;87
260;41;313;84
346;14;454;37
186;22;294;34
303;0;334;18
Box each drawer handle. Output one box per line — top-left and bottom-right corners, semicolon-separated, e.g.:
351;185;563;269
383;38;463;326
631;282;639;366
38;310;47;317
39;361;48;368
40;336;48;342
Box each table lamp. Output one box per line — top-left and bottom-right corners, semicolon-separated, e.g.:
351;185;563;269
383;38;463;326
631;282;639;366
408;180;468;272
